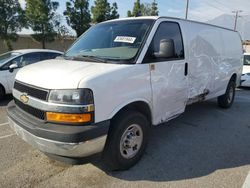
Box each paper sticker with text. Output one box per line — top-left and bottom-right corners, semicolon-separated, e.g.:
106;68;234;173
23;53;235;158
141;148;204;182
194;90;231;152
114;36;136;44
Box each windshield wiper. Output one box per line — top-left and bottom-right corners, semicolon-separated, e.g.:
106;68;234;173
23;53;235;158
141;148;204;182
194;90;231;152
72;55;109;63
63;55;128;64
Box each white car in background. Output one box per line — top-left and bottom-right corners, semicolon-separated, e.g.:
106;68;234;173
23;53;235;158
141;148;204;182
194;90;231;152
241;53;250;87
0;49;63;99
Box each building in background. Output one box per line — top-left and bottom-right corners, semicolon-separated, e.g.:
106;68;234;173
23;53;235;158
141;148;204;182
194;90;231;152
243;41;250;53
0;35;76;54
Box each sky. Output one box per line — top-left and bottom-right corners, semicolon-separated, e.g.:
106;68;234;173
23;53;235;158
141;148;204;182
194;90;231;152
18;0;250;35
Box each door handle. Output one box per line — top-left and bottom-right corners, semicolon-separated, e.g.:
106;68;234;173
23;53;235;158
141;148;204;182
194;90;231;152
184;63;188;76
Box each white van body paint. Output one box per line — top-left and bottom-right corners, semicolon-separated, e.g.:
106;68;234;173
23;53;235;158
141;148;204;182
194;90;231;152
14;17;243;126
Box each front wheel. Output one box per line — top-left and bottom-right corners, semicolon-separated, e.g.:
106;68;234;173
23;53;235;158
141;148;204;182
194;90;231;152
103;111;149;170
217;80;236;108
0;86;5;100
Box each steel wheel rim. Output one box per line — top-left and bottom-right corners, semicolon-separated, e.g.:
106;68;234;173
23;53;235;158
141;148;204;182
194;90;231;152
120;124;143;159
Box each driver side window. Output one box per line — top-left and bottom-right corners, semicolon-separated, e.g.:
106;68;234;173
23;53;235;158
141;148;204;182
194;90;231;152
143;21;185;63
20;53;41;67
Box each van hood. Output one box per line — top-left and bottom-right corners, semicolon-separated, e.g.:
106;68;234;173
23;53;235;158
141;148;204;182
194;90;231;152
242;65;250;74
15;59;121;89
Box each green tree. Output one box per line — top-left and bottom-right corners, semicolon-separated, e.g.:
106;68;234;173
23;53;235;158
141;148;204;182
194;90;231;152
127;0;143;17
127;10;132;17
132;0;142;17
0;0;25;50
151;0;159;16
91;0;119;23
127;0;159;17
63;0;91;37
141;3;151;16
26;0;59;49
53;14;71;51
109;2;119;20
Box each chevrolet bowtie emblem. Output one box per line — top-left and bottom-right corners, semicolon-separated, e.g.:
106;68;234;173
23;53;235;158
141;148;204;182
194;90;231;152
20;93;29;104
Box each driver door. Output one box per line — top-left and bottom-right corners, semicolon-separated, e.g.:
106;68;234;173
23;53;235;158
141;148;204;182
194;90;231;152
143;21;188;124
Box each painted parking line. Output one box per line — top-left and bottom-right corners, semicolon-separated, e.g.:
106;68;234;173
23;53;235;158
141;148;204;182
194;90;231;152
0;122;9;127
242;171;250;188
0;134;15;139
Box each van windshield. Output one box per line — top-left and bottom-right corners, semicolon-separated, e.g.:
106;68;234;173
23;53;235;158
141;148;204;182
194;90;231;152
0;52;21;65
65;19;154;64
244;55;250;66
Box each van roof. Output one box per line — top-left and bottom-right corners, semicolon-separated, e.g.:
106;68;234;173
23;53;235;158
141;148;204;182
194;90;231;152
105;16;237;33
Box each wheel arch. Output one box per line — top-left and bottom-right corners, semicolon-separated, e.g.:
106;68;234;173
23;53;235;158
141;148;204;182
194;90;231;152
230;73;237;82
0;83;6;100
110;100;153;126
0;83;6;94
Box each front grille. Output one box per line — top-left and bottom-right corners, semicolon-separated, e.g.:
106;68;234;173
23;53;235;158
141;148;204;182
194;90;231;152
14;98;45;120
14;81;49;101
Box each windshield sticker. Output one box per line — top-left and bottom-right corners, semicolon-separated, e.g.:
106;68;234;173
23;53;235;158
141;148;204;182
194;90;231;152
114;36;136;44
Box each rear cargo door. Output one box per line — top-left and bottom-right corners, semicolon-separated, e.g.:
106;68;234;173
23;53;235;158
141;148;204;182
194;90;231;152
143;21;188;124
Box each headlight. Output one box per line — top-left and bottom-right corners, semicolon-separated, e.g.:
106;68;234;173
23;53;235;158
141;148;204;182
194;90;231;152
48;89;94;105
47;89;94;124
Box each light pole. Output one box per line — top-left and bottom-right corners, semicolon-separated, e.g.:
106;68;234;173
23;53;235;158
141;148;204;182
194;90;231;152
185;0;189;19
232;10;243;31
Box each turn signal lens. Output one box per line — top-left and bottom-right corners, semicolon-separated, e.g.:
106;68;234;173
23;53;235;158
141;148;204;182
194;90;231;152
46;112;92;123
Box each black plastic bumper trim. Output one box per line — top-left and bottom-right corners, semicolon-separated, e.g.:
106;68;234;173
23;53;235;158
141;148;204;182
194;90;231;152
7;100;110;143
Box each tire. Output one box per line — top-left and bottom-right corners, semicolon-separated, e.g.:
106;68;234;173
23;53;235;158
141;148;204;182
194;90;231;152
0;86;5;100
217;79;236;108
103;110;149;171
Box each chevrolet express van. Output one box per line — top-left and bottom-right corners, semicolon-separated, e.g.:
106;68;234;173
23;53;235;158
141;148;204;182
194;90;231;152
7;17;243;170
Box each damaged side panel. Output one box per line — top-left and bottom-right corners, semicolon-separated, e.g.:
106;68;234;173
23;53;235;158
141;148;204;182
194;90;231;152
149;19;242;125
150;61;188;125
186;23;219;100
148;20;189;125
186;22;242;101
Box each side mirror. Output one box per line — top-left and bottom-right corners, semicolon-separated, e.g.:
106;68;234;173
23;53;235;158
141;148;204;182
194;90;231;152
154;39;175;59
9;63;18;73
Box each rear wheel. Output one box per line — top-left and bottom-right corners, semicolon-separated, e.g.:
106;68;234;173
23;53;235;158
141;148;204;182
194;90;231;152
0;86;5;100
217;80;236;108
103;111;149;170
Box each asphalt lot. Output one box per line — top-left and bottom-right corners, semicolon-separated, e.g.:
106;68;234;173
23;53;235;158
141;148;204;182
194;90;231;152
0;89;250;188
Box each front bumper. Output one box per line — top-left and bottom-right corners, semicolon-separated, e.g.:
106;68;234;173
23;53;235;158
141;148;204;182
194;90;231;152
7;101;110;158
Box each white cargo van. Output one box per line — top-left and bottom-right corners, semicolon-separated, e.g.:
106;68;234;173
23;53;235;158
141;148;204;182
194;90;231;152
7;17;242;170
